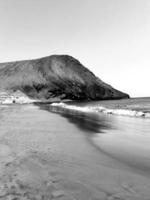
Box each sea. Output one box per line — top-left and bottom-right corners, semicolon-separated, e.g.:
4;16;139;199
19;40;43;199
49;97;150;171
1;97;150;199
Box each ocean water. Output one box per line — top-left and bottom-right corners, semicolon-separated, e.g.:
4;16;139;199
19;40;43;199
1;98;150;199
48;98;150;172
51;97;150;117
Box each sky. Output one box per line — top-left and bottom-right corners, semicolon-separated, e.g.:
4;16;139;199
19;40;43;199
0;0;150;97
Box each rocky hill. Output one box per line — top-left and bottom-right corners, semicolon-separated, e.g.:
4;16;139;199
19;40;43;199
0;55;129;101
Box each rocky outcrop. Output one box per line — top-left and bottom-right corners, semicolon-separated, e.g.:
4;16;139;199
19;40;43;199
0;55;129;101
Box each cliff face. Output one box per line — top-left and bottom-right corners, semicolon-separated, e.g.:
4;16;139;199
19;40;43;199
0;55;129;101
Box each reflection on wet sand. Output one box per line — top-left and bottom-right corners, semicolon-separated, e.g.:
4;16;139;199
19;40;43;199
37;103;114;134
1;104;150;199
37;103;150;177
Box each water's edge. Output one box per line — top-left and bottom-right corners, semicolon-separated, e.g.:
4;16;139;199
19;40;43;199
51;102;150;118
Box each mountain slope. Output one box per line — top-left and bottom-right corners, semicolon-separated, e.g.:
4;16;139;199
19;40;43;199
0;55;129;101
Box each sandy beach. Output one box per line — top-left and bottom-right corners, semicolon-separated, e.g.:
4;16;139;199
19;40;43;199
0;104;150;200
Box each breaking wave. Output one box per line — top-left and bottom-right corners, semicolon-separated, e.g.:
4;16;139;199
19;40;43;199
51;102;150;118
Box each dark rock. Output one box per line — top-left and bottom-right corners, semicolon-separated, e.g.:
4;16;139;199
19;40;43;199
0;55;129;101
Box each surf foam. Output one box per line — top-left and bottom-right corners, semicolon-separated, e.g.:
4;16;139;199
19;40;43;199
51;102;150;118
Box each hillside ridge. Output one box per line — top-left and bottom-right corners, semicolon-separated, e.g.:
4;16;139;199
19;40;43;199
0;55;129;101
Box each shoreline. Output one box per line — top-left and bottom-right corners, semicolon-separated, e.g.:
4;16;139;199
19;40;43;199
0;104;150;199
1;92;150;118
51;102;150;118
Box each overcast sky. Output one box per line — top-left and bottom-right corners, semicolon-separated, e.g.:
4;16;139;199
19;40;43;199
0;0;150;97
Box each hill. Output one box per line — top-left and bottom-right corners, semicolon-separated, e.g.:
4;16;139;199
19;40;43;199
0;55;129;101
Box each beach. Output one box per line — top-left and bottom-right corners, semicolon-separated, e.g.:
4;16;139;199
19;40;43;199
0;103;150;200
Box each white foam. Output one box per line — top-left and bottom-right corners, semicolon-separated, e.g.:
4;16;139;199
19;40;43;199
51;102;150;118
51;102;93;112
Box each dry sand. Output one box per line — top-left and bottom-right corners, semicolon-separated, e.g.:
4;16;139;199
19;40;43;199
0;104;150;200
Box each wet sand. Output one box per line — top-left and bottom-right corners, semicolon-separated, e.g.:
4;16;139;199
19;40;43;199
0;104;150;200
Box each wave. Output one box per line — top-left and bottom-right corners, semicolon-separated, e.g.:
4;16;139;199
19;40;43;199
51;102;150;118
